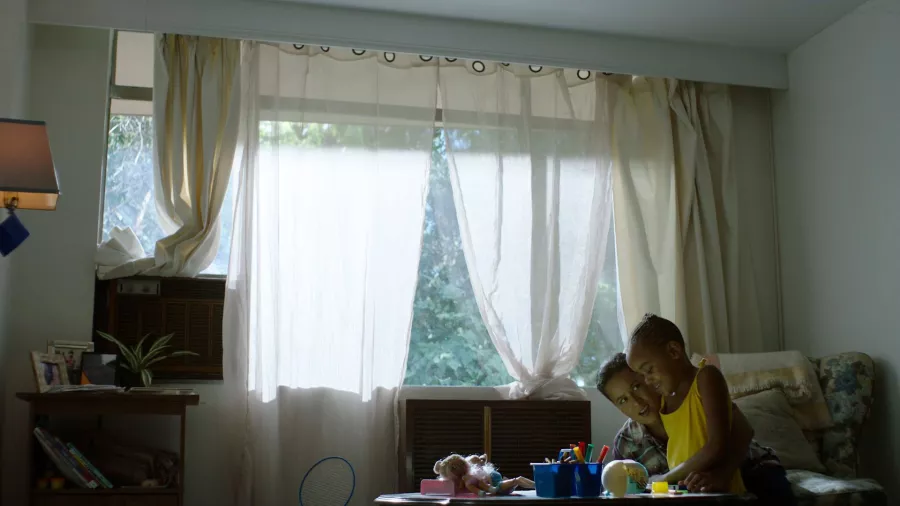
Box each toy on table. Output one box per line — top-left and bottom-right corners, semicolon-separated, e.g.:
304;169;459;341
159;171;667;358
433;454;534;497
537;442;606;498
597;445;610;464
600;459;649;498
651;481;669;494
420;479;457;496
550;443;608;465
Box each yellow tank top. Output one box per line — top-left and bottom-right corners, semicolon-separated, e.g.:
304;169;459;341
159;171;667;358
660;361;745;493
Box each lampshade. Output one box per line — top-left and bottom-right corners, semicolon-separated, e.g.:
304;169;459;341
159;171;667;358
0;118;60;211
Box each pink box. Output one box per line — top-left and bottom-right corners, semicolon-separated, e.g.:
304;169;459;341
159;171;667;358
420;479;455;496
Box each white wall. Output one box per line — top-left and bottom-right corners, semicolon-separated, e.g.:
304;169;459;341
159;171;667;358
0;24;111;504
772;0;900;497
0;0;31;495
0;0;30;117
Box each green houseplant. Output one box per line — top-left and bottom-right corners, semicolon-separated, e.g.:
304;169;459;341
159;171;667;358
96;331;198;388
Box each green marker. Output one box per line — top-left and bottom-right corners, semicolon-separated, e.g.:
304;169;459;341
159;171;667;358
585;444;594;462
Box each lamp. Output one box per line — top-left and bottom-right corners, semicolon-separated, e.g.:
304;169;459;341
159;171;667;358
0;118;60;256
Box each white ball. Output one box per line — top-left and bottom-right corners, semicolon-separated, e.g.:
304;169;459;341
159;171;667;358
601;460;629;498
601;460;648;498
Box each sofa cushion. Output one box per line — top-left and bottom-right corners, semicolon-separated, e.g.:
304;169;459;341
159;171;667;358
787;470;885;506
735;389;826;473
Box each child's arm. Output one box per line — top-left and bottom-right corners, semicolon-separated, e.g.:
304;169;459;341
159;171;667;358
660;365;734;484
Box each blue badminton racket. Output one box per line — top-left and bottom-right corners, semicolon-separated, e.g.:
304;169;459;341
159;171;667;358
299;456;356;506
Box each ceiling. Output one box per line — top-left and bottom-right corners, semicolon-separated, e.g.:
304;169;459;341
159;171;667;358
264;0;868;51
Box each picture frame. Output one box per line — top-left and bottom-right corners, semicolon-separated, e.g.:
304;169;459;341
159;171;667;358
47;340;94;384
30;352;71;393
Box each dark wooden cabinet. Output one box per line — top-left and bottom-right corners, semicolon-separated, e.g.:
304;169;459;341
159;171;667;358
402;400;591;492
18;392;199;506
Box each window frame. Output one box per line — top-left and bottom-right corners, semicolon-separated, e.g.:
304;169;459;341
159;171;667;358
100;29;155;247
101;30;236;279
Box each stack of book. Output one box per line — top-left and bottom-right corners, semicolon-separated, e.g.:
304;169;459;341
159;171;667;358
33;427;113;489
128;387;196;395
43;385;124;394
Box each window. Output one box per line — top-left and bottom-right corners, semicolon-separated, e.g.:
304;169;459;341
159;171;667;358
100;37;622;386
101;31;234;275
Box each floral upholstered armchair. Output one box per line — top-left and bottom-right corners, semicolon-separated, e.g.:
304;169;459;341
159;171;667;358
788;352;885;506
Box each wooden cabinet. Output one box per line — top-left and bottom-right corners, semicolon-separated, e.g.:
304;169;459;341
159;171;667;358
18;392;199;506
402;400;591;492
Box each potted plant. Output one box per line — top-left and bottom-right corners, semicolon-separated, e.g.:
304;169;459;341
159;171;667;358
96;331;199;388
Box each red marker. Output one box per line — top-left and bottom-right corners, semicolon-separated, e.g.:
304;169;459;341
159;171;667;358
597;445;610;464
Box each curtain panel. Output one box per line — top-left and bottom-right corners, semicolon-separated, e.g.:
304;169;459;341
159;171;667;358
96;35;240;278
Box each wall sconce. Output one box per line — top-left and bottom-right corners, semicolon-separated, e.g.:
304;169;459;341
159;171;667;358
0;118;60;256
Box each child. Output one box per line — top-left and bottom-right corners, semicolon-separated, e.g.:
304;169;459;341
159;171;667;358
625;313;744;493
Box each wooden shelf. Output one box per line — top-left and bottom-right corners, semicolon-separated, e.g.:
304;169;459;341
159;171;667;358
34;488;178;495
19;392;198;506
17;392;199;415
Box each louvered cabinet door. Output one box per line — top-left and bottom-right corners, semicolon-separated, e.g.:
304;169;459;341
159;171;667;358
404;401;485;492
488;401;591;481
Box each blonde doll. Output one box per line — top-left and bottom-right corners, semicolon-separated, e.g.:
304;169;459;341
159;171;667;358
433;454;534;496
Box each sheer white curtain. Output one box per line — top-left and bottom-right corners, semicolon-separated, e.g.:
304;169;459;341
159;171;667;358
438;65;616;399
608;77;766;354
97;35;241;278
224;43;438;505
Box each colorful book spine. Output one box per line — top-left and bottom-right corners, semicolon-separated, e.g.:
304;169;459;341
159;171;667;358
50;435;100;488
48;433;99;489
67;443;113;488
34;428;98;489
33;428;90;489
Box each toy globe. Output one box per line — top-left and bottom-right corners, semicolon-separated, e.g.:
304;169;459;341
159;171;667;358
600;459;649;498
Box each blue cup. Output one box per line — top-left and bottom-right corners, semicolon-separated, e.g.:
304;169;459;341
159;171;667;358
532;463;575;498
572;463;603;497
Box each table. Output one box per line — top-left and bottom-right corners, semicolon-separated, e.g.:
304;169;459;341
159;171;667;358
376;491;756;505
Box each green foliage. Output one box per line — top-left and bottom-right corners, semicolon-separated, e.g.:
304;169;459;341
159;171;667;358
103;115;163;256
404;132;512;386
96;331;199;387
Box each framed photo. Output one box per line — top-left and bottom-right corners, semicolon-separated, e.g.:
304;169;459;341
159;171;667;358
31;352;71;393
80;353;118;386
47;340;94;384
